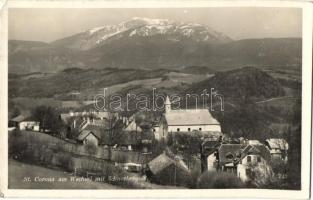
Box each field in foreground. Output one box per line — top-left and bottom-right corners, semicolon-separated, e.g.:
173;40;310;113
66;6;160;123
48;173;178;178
8;159;120;189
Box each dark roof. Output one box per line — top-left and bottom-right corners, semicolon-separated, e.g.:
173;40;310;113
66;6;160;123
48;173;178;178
11;115;37;122
241;144;271;162
148;154;174;175
202;140;220;155
202;140;220;148
218;144;244;165
219;144;272;166
148;153;189;175
11;115;27;122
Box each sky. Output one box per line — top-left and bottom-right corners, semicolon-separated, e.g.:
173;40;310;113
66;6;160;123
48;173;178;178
9;7;302;42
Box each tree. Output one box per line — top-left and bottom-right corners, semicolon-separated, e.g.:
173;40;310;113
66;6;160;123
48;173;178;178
107;112;121;145
65;117;80;139
100;111;121;160
152;139;167;157
219;98;270;140
31;106;64;135
271;159;287;178
285;99;301;189
8;99;20;120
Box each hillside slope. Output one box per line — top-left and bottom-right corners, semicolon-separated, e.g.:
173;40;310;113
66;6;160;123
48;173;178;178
186;67;285;100
9;38;301;74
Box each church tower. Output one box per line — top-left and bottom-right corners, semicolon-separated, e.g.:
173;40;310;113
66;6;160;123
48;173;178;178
165;96;171;113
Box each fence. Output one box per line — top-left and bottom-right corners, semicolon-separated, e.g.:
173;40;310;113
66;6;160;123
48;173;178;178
12;130;152;164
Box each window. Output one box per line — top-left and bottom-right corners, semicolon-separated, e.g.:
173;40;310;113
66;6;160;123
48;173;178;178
177;128;180;132
257;156;261;162
247;156;251;162
153;129;156;132
188;128;191;131
226;153;234;159
199;128;202;131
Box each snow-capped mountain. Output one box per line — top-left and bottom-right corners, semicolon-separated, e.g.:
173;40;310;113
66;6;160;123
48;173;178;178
51;17;232;50
9;17;301;74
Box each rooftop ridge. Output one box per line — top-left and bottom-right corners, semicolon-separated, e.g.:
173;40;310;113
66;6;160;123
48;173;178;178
168;108;211;112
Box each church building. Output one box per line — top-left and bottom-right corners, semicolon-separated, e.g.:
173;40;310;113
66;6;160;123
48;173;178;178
154;96;222;141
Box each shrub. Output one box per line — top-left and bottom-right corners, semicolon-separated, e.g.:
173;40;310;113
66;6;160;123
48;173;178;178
59;153;74;172
197;171;245;189
85;142;97;155
187;168;201;188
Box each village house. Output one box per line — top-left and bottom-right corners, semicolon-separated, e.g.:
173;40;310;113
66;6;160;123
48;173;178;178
60;110;116;124
113;115;153;152
10;115;40;131
264;138;289;162
60;109;121;139
218;143;272;185
100;128;153;152
146;153;190;186
154;96;222;141
235;145;272;184
75;121;153;166
72;116;150;151
77;128;101;146
124;116;142;133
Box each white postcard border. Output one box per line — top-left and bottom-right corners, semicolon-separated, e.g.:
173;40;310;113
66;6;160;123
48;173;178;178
0;1;312;199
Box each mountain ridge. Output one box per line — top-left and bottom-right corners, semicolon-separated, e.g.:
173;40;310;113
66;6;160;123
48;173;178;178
8;17;301;74
50;17;233;51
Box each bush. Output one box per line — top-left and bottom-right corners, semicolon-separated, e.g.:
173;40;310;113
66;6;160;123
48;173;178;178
187;168;201;188
59;153;74;172
197;171;245;189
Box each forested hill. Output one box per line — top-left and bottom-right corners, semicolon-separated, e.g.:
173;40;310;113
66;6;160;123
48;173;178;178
186;67;285;101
